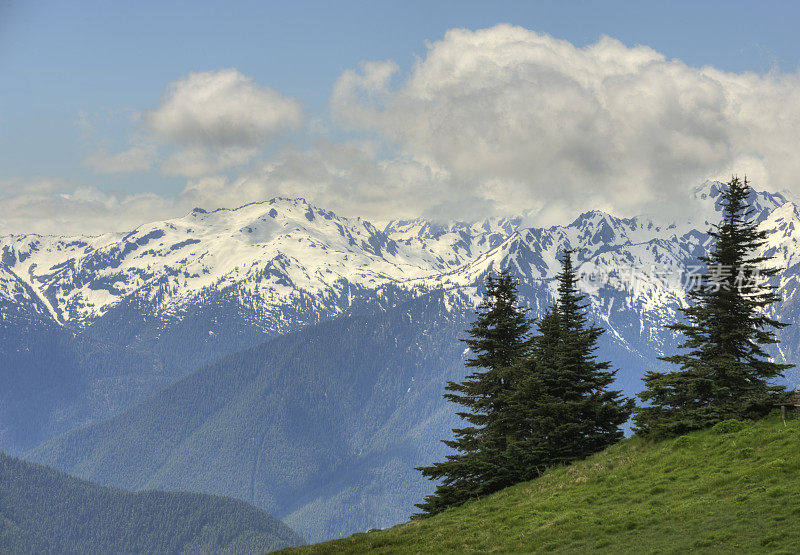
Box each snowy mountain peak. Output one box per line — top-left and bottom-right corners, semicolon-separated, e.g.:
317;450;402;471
691;179;726;200
691;180;788;223
2;184;798;340
760;201;800;271
0;197;439;328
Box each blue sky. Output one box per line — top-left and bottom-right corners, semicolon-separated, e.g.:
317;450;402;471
2;0;800;233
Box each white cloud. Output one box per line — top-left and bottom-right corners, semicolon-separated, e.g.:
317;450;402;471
81;69;304;178
174;141;449;222
332;25;800;224
0;178;177;235
146;68;303;148
161;146;258;178
85;142;157;173
11;26;800;235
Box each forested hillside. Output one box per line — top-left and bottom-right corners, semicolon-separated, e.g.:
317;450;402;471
0;308;173;455
0;453;303;554
28;293;471;541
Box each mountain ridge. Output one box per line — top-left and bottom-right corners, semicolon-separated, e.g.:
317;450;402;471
0;451;304;553
2;181;792;334
3;180;798;456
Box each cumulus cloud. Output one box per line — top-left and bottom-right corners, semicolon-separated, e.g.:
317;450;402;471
81;69;304;178
161;146;258;178
332;25;800;224
146;68;303;148
169;140;446;223
11;25;800;235
0;178;177;235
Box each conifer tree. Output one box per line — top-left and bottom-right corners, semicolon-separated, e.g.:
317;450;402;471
635;177;793;438
504;251;633;479
415;271;532;516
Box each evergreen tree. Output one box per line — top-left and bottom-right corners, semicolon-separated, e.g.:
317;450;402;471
635;177;793;438
415;271;532;516
504;251;633;479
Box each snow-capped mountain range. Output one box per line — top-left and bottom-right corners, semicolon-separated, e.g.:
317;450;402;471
0;198;519;332
3;181;797;342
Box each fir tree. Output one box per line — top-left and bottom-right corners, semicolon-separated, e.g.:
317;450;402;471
415;271;532;516
635;177;793;438
504;251;633;479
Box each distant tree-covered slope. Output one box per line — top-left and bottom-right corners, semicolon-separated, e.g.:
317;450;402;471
28;292;477;542
0;452;303;554
0;296;175;456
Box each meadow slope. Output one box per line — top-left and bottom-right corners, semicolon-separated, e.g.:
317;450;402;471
284;413;800;553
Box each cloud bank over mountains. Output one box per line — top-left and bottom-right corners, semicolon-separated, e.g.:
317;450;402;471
3;25;800;234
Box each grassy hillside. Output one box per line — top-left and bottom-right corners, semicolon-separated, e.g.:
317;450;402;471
285;414;800;553
0;453;303;554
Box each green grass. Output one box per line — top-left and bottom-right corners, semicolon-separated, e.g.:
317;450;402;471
282;413;800;553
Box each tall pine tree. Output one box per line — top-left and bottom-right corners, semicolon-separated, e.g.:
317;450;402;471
635;177;793;438
504;250;633;480
415;271;532;516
